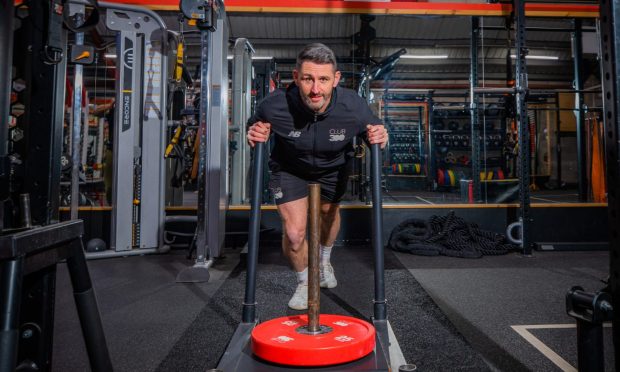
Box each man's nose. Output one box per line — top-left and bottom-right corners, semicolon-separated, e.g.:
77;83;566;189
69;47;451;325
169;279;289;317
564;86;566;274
311;82;321;94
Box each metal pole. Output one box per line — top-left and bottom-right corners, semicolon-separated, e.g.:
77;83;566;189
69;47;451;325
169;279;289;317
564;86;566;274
556;94;563;187
470;16;481;202
573;19;588;202
231;39;254;205
0;258;24;372
307;183;321;332
428;94;435;188
195;29;212;265
472;87;517;94
514;0;532;255
0;0;14;231
597;0;620;369
371;143;386;321
70;11;85;220
66;239;113;372
242;142;264;323
19;194;32;228
0;2;13;157
576;320;605;371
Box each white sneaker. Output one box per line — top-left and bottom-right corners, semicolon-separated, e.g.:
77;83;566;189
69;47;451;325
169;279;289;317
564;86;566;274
288;283;308;310
320;263;338;288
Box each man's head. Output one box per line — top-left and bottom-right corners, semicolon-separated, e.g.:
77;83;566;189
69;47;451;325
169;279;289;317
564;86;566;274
293;43;341;113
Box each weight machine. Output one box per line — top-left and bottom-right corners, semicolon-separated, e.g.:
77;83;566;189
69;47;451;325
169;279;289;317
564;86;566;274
176;0;229;282
86;1;171;258
230;38;255;205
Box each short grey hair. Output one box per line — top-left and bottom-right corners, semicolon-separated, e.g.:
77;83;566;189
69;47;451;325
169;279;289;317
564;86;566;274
295;43;338;71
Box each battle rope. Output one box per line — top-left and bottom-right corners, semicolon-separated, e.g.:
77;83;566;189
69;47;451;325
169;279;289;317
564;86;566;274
388;211;517;258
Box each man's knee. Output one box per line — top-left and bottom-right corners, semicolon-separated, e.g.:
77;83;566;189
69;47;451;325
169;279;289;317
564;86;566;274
283;225;306;249
321;204;339;223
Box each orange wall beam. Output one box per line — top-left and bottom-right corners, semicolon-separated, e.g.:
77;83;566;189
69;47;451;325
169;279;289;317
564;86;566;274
32;1;597;18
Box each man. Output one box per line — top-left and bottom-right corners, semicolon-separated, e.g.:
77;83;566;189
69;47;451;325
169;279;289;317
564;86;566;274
247;43;388;310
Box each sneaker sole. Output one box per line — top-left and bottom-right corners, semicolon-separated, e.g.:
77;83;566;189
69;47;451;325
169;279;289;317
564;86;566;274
288;303;308;310
320;280;337;289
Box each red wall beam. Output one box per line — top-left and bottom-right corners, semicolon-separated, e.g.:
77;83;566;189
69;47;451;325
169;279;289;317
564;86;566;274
14;1;595;17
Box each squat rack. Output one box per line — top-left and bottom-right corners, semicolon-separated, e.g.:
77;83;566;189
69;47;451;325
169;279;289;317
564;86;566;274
598;0;620;368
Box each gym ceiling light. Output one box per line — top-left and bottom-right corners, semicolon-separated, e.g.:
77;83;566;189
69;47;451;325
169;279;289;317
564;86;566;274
510;54;559;60
400;55;448;59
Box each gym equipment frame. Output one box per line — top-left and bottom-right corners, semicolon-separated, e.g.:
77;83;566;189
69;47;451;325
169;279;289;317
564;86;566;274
216;142;391;371
177;0;229;282
86;1;170;258
566;1;620;370
0;221;112;372
230;38;255;205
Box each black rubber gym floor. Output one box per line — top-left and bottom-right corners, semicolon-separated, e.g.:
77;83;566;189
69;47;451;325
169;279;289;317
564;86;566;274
52;244;612;371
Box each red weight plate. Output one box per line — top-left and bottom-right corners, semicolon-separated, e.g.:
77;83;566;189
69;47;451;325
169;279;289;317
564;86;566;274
437;169;445;185
251;314;375;367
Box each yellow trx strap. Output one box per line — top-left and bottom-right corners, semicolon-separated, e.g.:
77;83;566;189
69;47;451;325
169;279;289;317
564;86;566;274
165;125;183;158
174;42;184;83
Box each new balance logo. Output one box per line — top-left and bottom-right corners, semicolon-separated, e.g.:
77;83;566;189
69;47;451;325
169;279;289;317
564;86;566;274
288;131;301;137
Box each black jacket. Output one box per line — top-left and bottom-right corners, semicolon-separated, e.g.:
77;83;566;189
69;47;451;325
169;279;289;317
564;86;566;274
248;83;382;175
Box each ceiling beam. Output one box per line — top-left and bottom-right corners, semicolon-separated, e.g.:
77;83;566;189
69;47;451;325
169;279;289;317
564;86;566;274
87;1;599;17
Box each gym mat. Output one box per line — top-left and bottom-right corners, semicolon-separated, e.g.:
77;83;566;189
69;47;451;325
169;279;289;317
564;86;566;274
155;244;491;371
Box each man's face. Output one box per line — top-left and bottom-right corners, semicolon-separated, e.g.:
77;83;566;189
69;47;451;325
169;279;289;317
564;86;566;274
293;61;341;113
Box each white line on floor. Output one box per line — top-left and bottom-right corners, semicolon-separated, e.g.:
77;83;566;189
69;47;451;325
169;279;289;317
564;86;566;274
531;196;558;203
511;323;611;372
415;196;434;205
511;325;576;372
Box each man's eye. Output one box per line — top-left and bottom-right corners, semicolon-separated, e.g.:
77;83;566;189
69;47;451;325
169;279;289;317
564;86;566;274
320;78;329;83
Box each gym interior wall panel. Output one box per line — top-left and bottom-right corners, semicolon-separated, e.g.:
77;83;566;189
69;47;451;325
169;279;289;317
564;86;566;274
560;136;579;184
558;93;577;132
529;206;608;243
68;205;609;251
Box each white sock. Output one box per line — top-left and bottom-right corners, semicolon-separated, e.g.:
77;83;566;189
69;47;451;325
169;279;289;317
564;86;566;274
296;268;308;284
320;245;333;265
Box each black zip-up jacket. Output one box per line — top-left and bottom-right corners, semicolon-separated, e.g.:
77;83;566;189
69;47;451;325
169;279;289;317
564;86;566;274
248;83;382;176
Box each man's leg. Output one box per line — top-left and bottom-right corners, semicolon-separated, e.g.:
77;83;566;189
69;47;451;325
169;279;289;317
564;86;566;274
278;197;309;271
320;201;340;247
277;197;310;309
319;202;340;288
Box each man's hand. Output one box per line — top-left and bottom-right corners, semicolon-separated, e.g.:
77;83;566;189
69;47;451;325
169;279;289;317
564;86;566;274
366;124;388;149
247;121;272;147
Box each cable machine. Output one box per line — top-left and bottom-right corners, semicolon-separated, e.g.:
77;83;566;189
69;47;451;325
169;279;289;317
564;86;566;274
176;0;229;282
230;38;255;205
85;1;170;258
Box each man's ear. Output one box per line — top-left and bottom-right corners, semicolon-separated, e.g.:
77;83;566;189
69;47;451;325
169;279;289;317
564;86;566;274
333;71;341;87
293;69;299;82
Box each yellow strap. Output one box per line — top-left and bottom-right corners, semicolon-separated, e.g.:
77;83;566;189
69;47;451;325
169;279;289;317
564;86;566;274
174;42;184;82
165;126;183;158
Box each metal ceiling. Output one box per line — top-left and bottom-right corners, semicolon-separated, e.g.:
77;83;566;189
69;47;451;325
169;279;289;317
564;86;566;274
81;8;599;92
